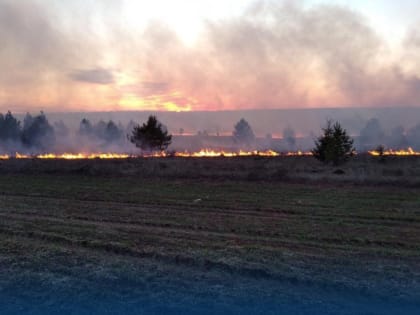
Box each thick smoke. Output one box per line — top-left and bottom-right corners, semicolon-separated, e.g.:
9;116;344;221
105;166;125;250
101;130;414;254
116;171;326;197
0;0;120;111
0;112;133;154
108;2;420;109
0;1;420;111
1;110;420;154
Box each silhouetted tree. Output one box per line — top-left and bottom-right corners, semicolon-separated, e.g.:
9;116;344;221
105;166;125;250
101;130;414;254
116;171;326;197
0;111;21;141
233;118;255;146
130;115;172;151
21;112;55;150
312;120;355;166
104;120;122;142
283;126;296;149
79;119;123;143
94;120;107;139
23;113;34;131
79;118;93;136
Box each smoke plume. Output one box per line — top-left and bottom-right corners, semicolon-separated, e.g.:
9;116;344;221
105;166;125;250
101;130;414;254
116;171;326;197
0;1;420;111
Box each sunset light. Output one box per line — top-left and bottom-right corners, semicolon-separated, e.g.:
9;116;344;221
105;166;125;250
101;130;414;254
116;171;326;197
1;0;420;112
1;2;420;315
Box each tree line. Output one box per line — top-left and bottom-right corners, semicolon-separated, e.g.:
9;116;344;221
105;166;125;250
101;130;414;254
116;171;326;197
357;118;420;150
0;111;55;151
0;111;130;152
0;111;418;163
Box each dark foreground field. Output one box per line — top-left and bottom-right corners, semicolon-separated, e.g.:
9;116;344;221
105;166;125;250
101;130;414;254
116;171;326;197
2;154;420;185
0;157;419;314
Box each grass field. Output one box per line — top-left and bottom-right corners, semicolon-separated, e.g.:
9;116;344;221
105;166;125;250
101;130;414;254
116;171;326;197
0;158;419;314
2;155;420;186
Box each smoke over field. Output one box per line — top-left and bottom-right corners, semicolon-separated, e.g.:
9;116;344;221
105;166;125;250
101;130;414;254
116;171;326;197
1;107;420;154
1;1;420;112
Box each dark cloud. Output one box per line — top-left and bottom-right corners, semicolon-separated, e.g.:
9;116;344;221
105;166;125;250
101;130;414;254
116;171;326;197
70;68;115;85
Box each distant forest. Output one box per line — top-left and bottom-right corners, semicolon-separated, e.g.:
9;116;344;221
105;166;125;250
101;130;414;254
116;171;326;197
0;111;133;153
0;111;420;153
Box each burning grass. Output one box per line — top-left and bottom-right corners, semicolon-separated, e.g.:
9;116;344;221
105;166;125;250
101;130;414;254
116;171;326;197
1;147;420;161
0;149;282;160
368;147;420;156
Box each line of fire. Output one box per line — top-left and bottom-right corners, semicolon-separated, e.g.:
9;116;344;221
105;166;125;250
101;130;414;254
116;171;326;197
0;148;419;160
1;111;420;160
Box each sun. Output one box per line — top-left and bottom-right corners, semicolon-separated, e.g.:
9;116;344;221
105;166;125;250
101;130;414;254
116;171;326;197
117;93;193;112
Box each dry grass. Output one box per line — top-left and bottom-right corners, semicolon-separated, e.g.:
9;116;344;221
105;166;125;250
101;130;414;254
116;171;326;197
1;155;420;186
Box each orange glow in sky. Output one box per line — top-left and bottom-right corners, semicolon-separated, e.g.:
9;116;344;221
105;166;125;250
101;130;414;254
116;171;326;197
1;0;420;112
117;92;193;112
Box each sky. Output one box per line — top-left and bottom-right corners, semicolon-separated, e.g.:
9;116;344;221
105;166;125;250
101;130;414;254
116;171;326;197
1;0;420;113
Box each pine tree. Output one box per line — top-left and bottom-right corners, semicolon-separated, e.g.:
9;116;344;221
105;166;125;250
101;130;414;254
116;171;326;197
21;112;55;150
312;120;355;165
0;111;21;141
233;118;255;146
130;115;172;151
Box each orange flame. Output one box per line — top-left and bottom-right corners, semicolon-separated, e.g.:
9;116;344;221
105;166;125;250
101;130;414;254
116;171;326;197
368;147;420;156
174;149;280;157
0;153;132;160
15;153;31;159
37;153;131;159
1;148;419;159
285;150;314;156
0;149;317;159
